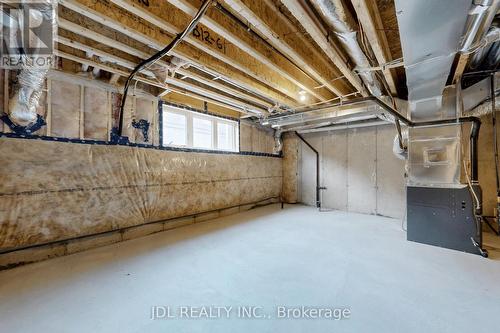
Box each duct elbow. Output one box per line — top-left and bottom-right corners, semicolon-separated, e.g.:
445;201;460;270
8;91;39;126
273;129;283;155
8;64;50;127
392;131;408;160
5;0;56;127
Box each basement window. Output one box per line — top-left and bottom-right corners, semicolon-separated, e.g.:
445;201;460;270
193;116;213;149
163;111;188;146
161;104;239;152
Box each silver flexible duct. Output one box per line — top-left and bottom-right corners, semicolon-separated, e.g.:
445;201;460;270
310;0;382;96
392;129;408;160
459;0;499;52
6;0;57;127
469;26;500;69
273;129;283;154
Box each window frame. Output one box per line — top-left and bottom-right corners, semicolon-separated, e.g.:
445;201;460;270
161;108;189;147
160;103;239;152
192;113;214;149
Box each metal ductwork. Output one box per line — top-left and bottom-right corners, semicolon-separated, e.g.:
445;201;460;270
273;129;283;155
4;0;57;127
309;0;382;96
469;25;500;70
297;119;387;134
396;0;472;120
462;0;500;72
460;0;499;52
394;0;494;256
264;98;384;130
461;73;500;116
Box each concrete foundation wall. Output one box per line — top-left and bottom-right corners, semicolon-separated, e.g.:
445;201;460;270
0;138;282;250
296;125;406;219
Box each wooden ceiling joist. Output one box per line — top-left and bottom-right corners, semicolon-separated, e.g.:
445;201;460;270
59;0;300;107
280;0;368;97
56;36;157;78
222;0;346;97
57;35;270;113
351;0;398;95
57;22;272;109
111;0;333;102
53;49;266;116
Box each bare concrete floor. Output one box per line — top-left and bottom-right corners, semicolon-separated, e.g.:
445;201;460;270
1;204;500;333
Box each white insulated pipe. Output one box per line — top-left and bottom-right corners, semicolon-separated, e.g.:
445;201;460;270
5;0;57;126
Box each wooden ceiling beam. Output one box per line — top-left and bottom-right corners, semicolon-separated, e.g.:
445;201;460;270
53;49;266;116
112;0;333;102
351;0;398;95
59;0;299;107
280;0;368;96
221;0;346;97
452;54;470;84
57;36;270;112
155;0;333;102
57;22;272;109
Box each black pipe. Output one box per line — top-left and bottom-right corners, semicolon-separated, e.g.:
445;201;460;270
116;0;213;139
491;74;499;189
470;120;481;182
295;131;320;208
490;74;500;229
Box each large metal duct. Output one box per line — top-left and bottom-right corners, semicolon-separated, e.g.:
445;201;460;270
395;0;472;120
395;0;469;183
310;0;382;96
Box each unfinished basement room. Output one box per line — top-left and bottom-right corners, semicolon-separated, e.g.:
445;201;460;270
1;0;500;332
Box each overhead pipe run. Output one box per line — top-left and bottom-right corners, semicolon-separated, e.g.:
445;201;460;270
282;114;380;133
309;0;383;96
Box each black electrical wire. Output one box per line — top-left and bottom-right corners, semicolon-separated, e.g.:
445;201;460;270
117;0;213;137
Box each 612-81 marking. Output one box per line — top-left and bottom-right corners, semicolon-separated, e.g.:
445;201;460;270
193;25;226;53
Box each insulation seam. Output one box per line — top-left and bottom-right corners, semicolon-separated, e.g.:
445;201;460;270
0;176;283;197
